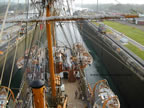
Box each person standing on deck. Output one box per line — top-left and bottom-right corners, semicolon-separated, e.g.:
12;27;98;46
75;90;78;99
36;58;40;72
79;90;83;99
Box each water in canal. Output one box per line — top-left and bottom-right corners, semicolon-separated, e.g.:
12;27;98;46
84;37;127;108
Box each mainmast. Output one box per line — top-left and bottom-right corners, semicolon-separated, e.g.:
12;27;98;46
30;1;57;107
46;4;56;99
27;3;57;107
52;9;57;47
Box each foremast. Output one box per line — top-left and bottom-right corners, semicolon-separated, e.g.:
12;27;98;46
46;4;56;100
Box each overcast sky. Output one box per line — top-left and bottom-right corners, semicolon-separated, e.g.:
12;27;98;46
1;0;144;4
74;0;144;4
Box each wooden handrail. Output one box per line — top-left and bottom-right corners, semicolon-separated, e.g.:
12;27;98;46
63;96;68;108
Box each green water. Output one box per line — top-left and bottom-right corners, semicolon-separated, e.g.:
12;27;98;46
83;36;128;108
11;69;23;97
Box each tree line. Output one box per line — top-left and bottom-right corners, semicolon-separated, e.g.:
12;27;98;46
76;4;144;14
0;3;27;15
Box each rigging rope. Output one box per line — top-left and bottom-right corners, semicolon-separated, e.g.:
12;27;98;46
0;37;11;85
2;0;21;103
72;22;79;43
114;0;121;4
17;0;45;99
65;0;76;45
1;0;21;85
0;0;19;83
59;23;72;48
66;23;75;45
6;38;19;99
31;0;41;15
15;0;20;16
24;0;29;67
66;0;71;15
0;0;11;40
17;22;38;100
0;0;12;84
61;1;74;46
57;40;71;49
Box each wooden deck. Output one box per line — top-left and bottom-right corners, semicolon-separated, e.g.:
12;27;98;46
62;79;87;108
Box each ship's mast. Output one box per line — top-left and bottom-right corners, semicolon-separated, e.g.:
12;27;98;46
52;9;57;47
46;4;56;100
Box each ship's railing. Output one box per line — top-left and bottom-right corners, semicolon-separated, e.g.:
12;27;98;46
87;79;120;108
0;86;16;107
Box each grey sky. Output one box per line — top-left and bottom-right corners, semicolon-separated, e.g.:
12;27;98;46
75;0;144;4
0;0;25;3
1;0;144;4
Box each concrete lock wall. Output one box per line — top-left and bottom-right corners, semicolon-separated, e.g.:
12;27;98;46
0;24;46;86
77;21;144;108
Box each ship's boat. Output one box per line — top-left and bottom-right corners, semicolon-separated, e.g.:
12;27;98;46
16;57;24;69
0;88;8;106
54;43;93;74
88;80;120;108
16;45;40;69
73;43;93;68
0;86;15;107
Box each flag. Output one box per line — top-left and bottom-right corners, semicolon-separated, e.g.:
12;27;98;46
40;24;43;30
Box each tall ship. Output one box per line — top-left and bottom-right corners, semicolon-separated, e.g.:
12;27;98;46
0;0;143;108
